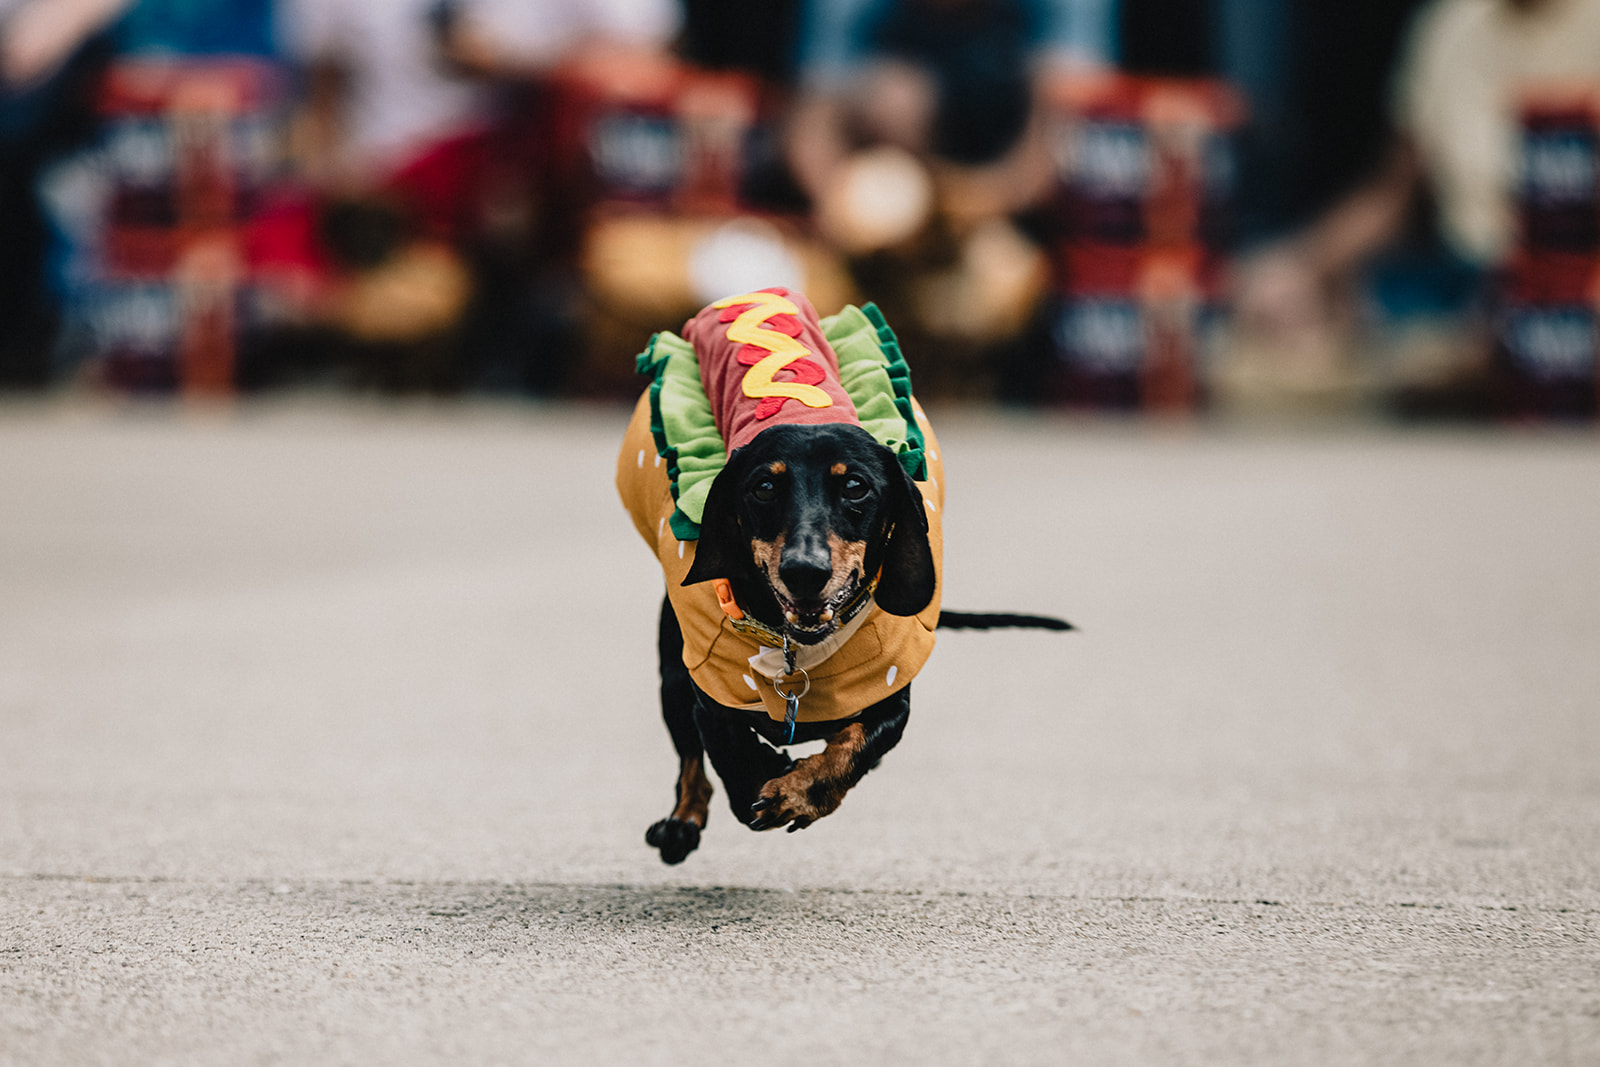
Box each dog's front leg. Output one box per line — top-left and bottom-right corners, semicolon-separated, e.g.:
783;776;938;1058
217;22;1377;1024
749;687;911;832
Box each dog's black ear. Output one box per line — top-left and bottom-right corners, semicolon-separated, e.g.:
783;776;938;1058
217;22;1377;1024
873;450;935;616
681;461;745;585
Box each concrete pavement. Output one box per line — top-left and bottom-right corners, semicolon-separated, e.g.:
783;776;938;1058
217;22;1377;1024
1;398;1596;1064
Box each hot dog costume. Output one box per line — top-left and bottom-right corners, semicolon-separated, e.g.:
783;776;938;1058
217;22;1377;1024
617;288;944;725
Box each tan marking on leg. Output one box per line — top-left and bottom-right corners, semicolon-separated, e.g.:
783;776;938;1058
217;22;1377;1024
671;755;713;826
753;722;867;829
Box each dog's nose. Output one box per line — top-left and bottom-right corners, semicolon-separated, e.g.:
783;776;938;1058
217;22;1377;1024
779;534;832;603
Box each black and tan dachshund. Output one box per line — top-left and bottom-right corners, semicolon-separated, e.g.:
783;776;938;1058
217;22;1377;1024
649;421;930;860
619;288;1068;864
638;423;1068;864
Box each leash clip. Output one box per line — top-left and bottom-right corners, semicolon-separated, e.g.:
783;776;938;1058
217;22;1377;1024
772;636;810;745
772;667;809;744
782;691;801;745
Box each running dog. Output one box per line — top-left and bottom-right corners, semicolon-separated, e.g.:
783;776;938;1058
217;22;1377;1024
617;288;1066;863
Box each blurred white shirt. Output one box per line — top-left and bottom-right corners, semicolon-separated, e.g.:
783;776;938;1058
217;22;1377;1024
462;0;681;69
277;0;680;177
278;0;488;176
1394;0;1600;263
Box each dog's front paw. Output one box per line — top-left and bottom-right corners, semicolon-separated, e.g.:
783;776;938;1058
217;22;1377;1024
645;817;702;864
748;759;842;832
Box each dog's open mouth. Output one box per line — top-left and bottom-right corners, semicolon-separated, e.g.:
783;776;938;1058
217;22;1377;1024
776;574;864;638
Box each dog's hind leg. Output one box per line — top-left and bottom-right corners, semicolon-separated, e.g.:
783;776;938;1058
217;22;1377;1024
645;596;714;864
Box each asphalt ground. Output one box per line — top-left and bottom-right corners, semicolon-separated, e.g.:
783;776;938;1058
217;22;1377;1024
1;398;1597;1065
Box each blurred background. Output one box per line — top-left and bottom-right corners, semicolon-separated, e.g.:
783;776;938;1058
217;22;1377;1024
1;0;1598;422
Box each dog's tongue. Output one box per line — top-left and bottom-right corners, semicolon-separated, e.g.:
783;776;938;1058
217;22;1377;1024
684;287;860;452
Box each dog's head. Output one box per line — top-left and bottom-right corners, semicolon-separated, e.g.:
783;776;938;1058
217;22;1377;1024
682;423;935;644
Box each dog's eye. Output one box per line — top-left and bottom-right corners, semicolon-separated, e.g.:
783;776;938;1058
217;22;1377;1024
751;480;777;503
841;475;870;502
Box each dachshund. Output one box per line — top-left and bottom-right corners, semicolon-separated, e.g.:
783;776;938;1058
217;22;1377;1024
617;288;1067;864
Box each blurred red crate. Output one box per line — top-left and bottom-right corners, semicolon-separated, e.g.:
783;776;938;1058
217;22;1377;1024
1039;73;1244;412
1494;86;1600;420
85;57;293;395
544;52;769;222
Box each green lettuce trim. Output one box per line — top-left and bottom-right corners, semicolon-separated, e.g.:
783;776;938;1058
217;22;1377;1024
824;302;926;481
636;304;924;540
639;331;724;541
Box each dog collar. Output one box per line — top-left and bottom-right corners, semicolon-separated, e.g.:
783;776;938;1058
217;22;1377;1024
712;572;880;647
717;575;880;745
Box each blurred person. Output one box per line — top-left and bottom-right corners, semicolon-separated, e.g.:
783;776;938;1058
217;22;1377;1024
444;2;867;397
437;0;679;77
380;0;683;239
275;0;678;392
436;0;683;394
1116;0;1438;274
1270;0;1432;243
784;0;1116;394
274;0;488;391
792;0;1116;230
279;0;492;242
1233;0;1600;411
0;0;120;386
676;0;812;215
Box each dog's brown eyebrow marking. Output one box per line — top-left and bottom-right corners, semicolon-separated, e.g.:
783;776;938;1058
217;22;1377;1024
767;461;787;475
830;462;848;476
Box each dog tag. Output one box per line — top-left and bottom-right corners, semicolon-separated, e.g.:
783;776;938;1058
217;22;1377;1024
783;691;800;745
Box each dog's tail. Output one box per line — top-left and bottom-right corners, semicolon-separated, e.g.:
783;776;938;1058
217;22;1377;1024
937;611;1074;631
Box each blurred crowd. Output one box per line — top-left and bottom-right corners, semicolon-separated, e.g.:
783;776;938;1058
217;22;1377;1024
1;0;1599;418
